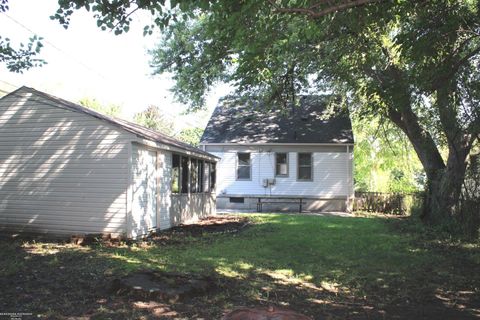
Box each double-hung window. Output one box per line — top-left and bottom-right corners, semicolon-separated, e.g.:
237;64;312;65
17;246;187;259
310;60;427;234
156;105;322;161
297;153;313;181
237;153;251;180
275;153;289;177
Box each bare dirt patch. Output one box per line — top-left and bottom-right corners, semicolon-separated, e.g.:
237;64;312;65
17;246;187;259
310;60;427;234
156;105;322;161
162;215;250;236
110;270;214;302
146;215;251;245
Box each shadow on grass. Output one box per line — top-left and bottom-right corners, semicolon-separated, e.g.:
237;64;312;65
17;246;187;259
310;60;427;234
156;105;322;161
1;214;479;319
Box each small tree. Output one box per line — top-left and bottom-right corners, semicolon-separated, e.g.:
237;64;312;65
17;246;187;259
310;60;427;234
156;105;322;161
133;105;174;136
177;127;204;147
78;97;122;117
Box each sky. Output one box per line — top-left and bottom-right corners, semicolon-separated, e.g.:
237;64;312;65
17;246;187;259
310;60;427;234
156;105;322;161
0;0;230;131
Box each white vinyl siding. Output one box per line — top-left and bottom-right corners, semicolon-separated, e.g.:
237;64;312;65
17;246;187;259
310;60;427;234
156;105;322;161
130;145;157;238
212;148;353;198
157;150;172;230
0;91;133;236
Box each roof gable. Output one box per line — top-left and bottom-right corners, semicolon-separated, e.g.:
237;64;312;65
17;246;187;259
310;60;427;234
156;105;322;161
201;96;354;144
2;86;216;158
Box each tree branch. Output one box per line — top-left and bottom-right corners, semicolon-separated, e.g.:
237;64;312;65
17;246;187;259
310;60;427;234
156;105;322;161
366;63;446;179
269;0;383;18
110;5;141;32
432;44;480;90
452;44;480;74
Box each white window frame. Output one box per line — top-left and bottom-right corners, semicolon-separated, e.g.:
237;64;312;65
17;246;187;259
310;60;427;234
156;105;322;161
236;152;252;180
297;152;313;181
275;152;289;177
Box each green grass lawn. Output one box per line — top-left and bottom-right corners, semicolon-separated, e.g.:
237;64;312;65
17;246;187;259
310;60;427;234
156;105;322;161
1;214;479;319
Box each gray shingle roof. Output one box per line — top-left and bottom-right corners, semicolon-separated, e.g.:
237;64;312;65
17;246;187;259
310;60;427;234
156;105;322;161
201;96;354;144
5;86;216;159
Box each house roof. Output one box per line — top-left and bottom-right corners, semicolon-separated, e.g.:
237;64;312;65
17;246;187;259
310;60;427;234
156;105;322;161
4;86;217;159
201;96;354;144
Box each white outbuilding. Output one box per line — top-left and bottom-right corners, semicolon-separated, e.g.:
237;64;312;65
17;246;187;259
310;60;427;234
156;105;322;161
0;87;217;238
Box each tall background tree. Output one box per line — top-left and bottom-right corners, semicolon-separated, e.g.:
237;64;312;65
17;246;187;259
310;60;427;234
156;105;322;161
133;105;175;136
79;97;122;117
353;116;424;193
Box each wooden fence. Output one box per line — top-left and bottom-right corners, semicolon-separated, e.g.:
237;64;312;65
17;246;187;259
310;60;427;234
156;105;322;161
353;192;424;215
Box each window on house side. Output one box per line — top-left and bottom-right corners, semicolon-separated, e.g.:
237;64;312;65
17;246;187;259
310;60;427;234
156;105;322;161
210;162;216;191
198;160;204;193
190;158;198;193
298;153;313;181
181;156;189;193
275;153;288;177
237;153;251;180
204;162;211;193
229;197;244;203
172;154;180;193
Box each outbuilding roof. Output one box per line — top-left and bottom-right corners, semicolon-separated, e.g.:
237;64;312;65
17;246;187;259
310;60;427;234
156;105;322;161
201;96;354;144
4;86;216;159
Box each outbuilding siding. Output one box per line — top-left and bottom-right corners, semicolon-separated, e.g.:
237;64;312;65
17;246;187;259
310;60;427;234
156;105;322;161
170;193;216;225
0;91;133;236
130;144;158;238
157;150;172;230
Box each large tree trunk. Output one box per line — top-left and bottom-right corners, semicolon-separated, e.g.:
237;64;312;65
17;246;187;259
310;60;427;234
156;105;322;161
424;151;469;224
376;65;473;225
387;107;465;223
388;103;471;224
423;83;474;223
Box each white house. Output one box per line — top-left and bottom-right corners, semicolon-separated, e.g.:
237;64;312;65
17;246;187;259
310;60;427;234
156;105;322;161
199;96;354;212
0;87;217;238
